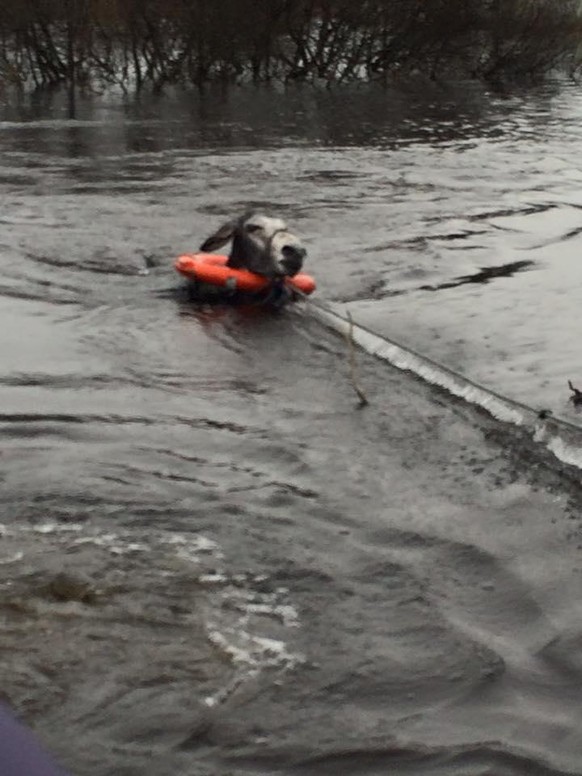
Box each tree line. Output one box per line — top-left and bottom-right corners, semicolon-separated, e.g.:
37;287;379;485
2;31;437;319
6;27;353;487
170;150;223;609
0;0;580;90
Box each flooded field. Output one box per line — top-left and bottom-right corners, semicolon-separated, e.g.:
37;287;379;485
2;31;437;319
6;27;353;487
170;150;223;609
1;81;582;775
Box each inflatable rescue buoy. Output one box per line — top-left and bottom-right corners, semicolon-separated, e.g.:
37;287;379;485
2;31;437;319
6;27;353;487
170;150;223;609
175;253;316;296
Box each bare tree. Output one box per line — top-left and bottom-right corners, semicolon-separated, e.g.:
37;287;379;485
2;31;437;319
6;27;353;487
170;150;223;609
0;0;579;89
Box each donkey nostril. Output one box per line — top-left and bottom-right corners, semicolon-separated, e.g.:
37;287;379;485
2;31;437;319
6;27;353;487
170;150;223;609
284;245;307;260
280;245;305;276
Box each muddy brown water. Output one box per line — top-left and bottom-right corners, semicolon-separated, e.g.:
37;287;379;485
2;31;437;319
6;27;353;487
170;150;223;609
2;82;582;776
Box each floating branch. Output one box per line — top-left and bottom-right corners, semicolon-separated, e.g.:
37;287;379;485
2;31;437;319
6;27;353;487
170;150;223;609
345;310;369;408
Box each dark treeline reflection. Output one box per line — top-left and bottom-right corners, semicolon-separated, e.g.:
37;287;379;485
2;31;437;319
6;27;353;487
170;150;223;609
0;0;580;90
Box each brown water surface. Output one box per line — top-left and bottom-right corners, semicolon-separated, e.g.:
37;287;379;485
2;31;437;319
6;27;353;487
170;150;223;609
1;82;582;776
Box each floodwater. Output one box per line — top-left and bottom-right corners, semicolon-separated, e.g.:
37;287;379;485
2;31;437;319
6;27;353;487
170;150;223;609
1;82;582;776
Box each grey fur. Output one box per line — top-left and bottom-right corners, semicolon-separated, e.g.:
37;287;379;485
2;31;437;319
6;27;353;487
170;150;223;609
200;212;307;278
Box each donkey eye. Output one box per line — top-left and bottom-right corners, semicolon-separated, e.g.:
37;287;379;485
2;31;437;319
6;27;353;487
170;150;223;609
245;224;262;234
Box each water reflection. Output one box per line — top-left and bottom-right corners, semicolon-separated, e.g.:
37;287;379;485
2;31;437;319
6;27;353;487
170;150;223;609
0;79;571;158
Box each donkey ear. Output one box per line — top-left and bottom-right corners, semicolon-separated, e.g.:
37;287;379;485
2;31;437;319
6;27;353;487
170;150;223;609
199;220;237;252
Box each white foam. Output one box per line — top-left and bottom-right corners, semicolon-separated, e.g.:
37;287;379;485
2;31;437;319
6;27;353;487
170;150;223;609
245;603;301;628
7;518;303;709
163;533;224;563
198;572;228;585
0;551;24;565
26;521;85;535
203;623;303;708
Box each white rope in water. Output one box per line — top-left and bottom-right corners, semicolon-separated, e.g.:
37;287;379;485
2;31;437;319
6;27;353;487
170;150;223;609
305;298;582;472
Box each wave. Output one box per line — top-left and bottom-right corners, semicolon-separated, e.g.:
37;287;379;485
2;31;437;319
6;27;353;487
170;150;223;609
308;300;582;473
275;741;582;775
0;411;256;436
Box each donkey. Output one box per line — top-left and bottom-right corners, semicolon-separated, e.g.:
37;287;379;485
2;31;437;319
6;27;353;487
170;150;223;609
200;212;307;278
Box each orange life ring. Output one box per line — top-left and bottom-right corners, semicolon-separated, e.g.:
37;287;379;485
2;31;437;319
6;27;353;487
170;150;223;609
175;253;316;295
